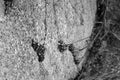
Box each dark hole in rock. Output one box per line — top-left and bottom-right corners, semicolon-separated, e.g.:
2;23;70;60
57;40;67;53
3;0;14;15
68;44;75;54
31;39;45;62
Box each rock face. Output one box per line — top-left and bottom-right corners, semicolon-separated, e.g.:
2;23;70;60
0;0;96;80
0;0;4;20
43;0;96;80
57;0;96;69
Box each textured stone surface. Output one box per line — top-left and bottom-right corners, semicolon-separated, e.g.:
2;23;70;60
0;0;96;80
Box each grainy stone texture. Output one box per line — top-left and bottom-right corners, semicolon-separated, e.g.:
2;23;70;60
0;0;96;80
